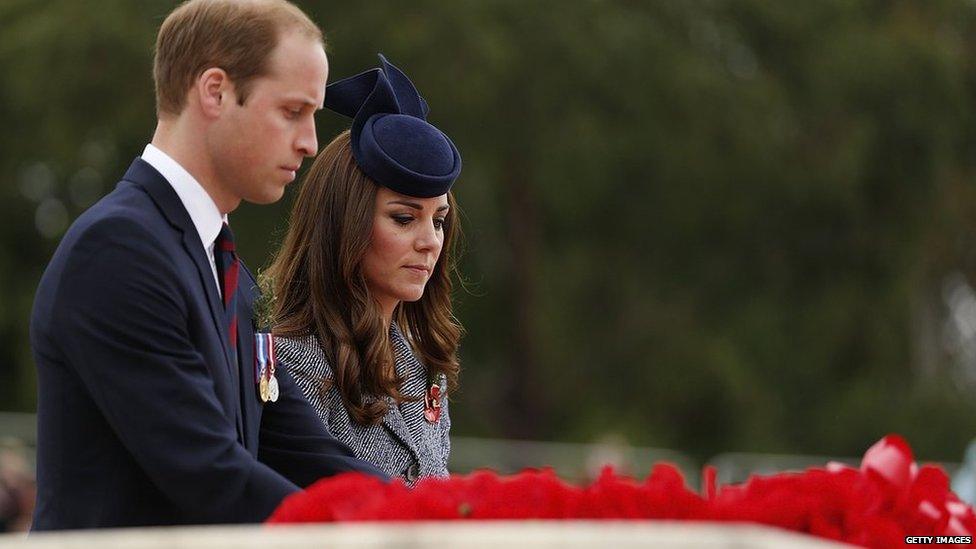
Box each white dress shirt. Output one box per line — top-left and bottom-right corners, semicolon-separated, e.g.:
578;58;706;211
141;144;226;296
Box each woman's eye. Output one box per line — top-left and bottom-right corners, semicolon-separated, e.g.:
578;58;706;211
433;218;445;230
392;215;413;225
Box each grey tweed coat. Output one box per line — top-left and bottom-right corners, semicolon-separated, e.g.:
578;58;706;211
275;324;450;483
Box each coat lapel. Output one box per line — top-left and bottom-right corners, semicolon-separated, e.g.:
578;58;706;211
123;158;244;440
381;400;421;464
381;323;423;464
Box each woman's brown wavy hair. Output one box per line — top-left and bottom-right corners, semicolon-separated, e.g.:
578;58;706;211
263;130;462;425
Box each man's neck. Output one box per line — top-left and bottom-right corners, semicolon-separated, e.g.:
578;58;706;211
151;119;238;214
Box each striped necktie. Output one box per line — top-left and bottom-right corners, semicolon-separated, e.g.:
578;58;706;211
214;223;240;368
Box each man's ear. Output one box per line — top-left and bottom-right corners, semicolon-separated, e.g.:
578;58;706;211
196;68;234;118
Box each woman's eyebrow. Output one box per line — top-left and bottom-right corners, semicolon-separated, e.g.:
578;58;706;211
387;200;422;210
387;200;451;212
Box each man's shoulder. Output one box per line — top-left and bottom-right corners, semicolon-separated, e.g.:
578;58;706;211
31;175;184;339
43;176;180;284
65;171;176;247
81;178;162;227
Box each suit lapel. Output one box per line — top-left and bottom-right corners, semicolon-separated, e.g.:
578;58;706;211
177;230;245;441
181;229;235;368
123;158;244;441
237;265;260;454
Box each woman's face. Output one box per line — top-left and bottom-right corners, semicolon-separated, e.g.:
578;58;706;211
363;186;449;318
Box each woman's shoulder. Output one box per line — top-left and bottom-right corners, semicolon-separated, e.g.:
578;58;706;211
274;333;333;378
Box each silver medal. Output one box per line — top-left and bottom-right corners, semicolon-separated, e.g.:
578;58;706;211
268;375;279;402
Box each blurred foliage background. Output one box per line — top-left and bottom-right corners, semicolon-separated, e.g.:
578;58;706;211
3;0;976;464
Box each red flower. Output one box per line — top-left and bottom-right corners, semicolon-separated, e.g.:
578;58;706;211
464;469;582;519
267;472;395;523
861;434;916;491
577;465;705;519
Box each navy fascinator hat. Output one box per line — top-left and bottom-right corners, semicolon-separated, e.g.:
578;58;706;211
324;54;462;198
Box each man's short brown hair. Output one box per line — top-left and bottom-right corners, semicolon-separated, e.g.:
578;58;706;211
154;0;324;117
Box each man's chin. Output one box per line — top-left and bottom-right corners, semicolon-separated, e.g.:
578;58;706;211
245;187;287;206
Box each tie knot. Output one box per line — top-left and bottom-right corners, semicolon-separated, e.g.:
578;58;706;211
216;223;236;252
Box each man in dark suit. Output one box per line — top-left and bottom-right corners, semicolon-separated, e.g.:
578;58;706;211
29;0;384;530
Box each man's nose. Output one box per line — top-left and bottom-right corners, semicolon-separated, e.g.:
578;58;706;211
296;117;318;157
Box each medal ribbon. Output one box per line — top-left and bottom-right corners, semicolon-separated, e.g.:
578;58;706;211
254;333;279;402
255;333;269;383
267;334;276;381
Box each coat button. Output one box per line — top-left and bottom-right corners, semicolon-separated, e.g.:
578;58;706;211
404;463;420;482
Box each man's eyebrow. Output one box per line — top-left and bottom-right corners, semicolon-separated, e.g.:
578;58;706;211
283;96;321;109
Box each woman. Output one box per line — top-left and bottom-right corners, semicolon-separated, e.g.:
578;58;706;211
263;55;463;483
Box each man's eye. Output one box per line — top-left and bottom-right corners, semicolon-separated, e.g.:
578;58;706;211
284;108;301;119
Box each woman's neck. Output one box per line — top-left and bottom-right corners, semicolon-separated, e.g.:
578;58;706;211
379;298;399;328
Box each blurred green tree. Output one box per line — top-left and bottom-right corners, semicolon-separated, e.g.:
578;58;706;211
3;0;976;463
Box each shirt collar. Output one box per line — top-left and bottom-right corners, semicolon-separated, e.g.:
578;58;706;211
141;143;226;247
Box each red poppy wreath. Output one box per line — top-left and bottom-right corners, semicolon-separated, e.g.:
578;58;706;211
268;435;976;548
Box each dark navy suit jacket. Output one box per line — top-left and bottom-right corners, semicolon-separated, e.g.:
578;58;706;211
29;158;384;530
